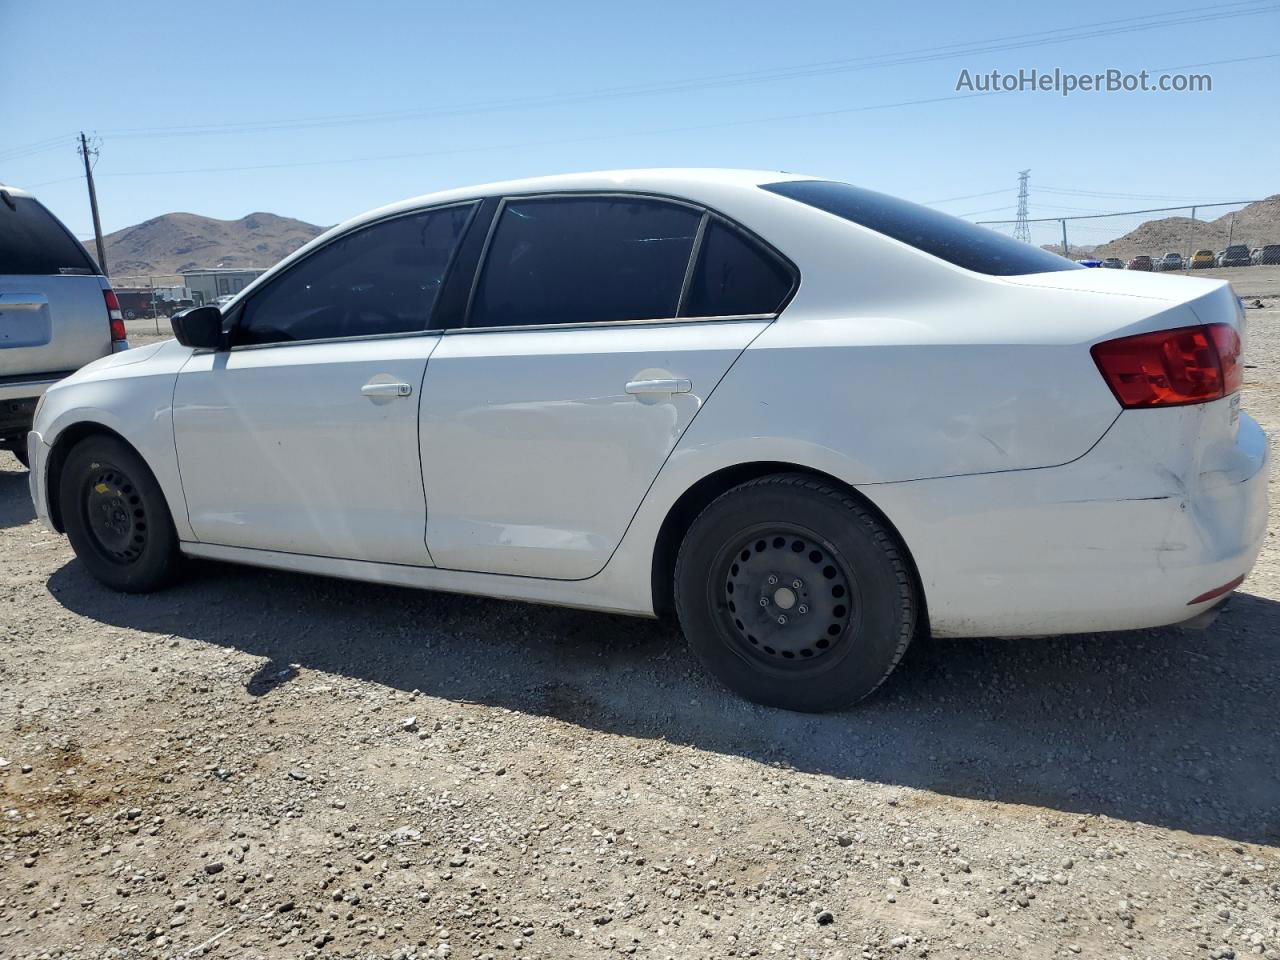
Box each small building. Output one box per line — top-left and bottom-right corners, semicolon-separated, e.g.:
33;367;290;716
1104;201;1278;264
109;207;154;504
181;268;265;306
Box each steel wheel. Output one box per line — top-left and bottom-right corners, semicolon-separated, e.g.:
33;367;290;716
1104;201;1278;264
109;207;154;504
714;524;860;669
675;473;918;711
81;462;149;564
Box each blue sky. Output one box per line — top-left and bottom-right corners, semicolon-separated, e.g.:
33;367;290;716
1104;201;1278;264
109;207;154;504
2;0;1277;246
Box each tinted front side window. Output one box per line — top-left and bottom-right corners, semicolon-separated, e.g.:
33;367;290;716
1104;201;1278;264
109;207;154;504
469;196;700;328
236;203;474;345
762;180;1080;277
682;219;793;317
0;196;98;276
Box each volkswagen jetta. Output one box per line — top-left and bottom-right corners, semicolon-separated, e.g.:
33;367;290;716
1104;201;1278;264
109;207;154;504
27;170;1268;711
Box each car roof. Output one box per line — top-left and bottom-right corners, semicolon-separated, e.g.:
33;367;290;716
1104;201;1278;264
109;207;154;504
0;183;35;199
338;168;814;233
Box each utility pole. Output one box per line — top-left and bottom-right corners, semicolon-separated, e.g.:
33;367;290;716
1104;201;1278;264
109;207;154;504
1060;219;1069;260
1013;169;1031;243
77;132;108;276
1226;213;1236;248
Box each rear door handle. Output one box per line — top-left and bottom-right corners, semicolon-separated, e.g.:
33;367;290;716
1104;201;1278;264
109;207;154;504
625;378;692;395
361;382;413;398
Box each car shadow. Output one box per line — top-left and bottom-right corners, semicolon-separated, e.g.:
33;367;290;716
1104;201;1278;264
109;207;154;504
47;556;1280;846
0;461;35;528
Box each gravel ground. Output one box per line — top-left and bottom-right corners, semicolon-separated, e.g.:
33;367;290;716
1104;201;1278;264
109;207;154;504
2;279;1279;960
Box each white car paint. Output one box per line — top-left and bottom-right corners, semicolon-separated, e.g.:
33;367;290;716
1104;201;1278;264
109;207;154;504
173;336;437;565
28;168;1267;640
418;319;769;578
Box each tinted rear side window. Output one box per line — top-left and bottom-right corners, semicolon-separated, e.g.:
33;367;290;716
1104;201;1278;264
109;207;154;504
0;195;98;276
469;196;700;328
761;179;1080;277
682;219;793;317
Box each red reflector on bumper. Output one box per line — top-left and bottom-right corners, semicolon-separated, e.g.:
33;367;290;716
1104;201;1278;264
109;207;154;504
1187;574;1245;606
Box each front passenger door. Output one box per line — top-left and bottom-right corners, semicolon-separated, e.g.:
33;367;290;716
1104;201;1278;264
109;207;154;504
173;202;476;565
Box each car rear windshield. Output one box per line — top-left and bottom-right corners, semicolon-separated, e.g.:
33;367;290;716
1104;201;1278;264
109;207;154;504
1226;245;1249;254
0;193;98;276
760;179;1080;276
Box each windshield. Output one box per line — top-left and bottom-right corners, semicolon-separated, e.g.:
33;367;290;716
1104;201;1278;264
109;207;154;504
761;179;1080;277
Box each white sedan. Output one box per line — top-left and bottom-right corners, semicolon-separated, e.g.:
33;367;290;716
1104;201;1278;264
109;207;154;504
26;170;1268;711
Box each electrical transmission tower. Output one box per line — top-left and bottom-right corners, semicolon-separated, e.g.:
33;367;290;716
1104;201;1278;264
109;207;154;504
1013;169;1031;243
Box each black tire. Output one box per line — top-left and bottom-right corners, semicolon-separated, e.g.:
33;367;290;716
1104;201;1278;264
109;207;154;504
674;473;917;712
59;435;182;593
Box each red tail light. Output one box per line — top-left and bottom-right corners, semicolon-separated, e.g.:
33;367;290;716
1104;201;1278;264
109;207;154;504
1090;323;1242;409
103;288;127;343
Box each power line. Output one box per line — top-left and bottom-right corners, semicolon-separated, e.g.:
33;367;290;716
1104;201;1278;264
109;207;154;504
0;133;78;164
923;188;1011;205
96;91;1000;180
956;204;1018;217
978;199;1258;223
1038;186;1257;202
89;1;1279;142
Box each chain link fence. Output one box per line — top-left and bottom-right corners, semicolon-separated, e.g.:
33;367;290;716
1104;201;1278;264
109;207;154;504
978;200;1277;270
107;274;190;331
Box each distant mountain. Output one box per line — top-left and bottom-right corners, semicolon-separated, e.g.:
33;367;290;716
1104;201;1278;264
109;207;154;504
1040;195;1280;261
98;211;325;279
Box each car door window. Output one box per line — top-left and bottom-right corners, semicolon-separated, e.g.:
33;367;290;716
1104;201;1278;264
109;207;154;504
681;218;793;318
235;203;475;345
468;196;700;328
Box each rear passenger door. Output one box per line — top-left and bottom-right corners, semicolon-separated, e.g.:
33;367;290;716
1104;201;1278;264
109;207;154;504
420;194;795;580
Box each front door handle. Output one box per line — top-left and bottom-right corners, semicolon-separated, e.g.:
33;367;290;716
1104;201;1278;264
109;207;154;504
625;378;692;395
361;382;413;398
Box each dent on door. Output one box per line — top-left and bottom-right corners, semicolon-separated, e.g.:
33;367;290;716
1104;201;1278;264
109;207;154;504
419;322;768;579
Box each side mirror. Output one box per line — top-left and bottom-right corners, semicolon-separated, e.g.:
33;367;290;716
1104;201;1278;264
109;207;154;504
171;306;225;349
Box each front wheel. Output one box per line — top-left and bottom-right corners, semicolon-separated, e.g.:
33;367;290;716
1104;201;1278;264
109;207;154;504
674;474;918;712
60;435;182;592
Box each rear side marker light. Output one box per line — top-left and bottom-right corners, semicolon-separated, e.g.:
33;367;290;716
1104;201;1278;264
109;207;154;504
1187;574;1245;605
1091;323;1242;408
104;288;127;342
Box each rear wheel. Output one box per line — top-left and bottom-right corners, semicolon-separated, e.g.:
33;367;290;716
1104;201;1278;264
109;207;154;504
60;435;182;592
674;473;918;712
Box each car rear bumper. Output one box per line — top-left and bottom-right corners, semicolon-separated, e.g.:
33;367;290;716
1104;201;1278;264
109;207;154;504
0;372;73;404
864;403;1269;637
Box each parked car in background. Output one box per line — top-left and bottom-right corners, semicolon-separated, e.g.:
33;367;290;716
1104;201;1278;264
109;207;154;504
1221;245;1252;268
1100;257;1124;269
23;170;1268;711
1191;249;1217;269
0;184;127;469
1127;255;1153;271
1257;244;1280;265
1159;252;1184;271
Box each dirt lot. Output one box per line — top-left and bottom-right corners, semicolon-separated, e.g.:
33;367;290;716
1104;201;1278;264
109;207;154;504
2;275;1279;960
